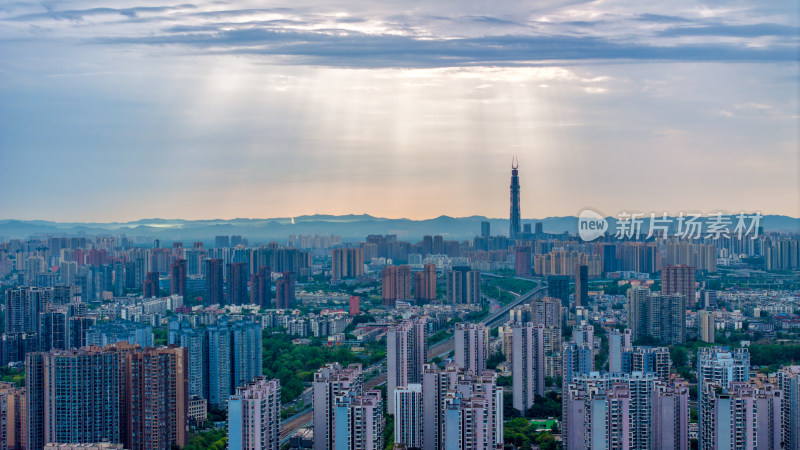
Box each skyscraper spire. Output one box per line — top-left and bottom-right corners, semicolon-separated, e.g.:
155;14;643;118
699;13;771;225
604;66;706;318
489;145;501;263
509;157;521;239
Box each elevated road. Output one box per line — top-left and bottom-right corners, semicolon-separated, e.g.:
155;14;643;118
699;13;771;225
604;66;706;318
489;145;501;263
481;282;547;328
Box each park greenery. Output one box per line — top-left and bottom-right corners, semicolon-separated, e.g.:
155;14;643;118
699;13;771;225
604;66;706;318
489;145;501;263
503;417;559;450
183;428;226;450
262;331;359;401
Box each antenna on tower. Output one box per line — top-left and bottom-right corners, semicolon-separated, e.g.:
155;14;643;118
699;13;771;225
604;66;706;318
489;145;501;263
511;155;518;169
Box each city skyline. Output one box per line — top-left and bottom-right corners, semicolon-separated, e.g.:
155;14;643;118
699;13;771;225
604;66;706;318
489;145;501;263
1;0;798;222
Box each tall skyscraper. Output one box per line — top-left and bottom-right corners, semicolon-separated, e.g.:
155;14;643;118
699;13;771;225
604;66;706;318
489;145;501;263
394;384;423;448
5;286;49;334
387;317;427;412
0;381;25;450
169;319;205;399
313;363;364;450
27;348;121;448
442;371;504;450
215;235;230;248
454;323;488;376
700;382;783;450
563;372;689;450
547;275;570;307
621;346;671;381
414;263;437;302
515;245;532;277
698;310;715;343
204;258;224;306
512;322;545;413
170;259;187;298
608;328;632;373
627;287;686;344
124;346;189;450
143;271;159;298
228;377;281;450
382;265;412;307
275;272;295;309
509;156;521;240
445;266;481;304
662;264;696;307
334;389;384;450
250;266;272;309
777;366;800;450
331;248;365;280
226;262;248;306
574;265;588;307
697;346;750;448
480;221;490;238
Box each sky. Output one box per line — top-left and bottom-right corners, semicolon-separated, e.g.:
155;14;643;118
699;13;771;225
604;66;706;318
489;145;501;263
0;0;798;222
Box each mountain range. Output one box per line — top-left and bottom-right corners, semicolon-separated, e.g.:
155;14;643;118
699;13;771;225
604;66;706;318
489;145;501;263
0;214;797;243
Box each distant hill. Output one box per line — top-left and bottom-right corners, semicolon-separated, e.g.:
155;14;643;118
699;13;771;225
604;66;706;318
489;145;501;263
0;214;797;243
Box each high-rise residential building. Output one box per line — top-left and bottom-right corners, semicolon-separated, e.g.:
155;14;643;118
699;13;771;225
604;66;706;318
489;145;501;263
512;322;545;413
574;265;588;307
226;262;248;306
85;320;153;349
206;323;231;408
420;364;454;450
442;371;504;450
698;310;715;343
621;346;671;381
313;363;364;450
414;263;437;302
170;259;187;298
562;341;594;387
454;323;488;376
331;248;364;280
662;264;696;307
334;389;384;450
509;157;521;239
275;272;295;309
228;377;281;450
515;245;532;277
387;317;427;412
608;328;632;373
530;297;562;329
0;381;25;450
6;286;49;334
777;366;800;450
169;319;205;399
394;384;423;448
700;382;783;450
39;308;69;351
250;266;272;309
349;296;360;316
26;348;121;448
143;271;159;298
231;320;263;393
547;275;570;307
698;346;750;447
215;235;231;248
445;266;481;304
626;287;686;344
481;221;490;238
123;346;189;450
382;265;412;307
563;372;689;450
204;259;224;306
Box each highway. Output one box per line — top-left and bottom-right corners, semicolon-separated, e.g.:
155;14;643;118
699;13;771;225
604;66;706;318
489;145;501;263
279;282;546;443
280;372;387;443
481;282;547;327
